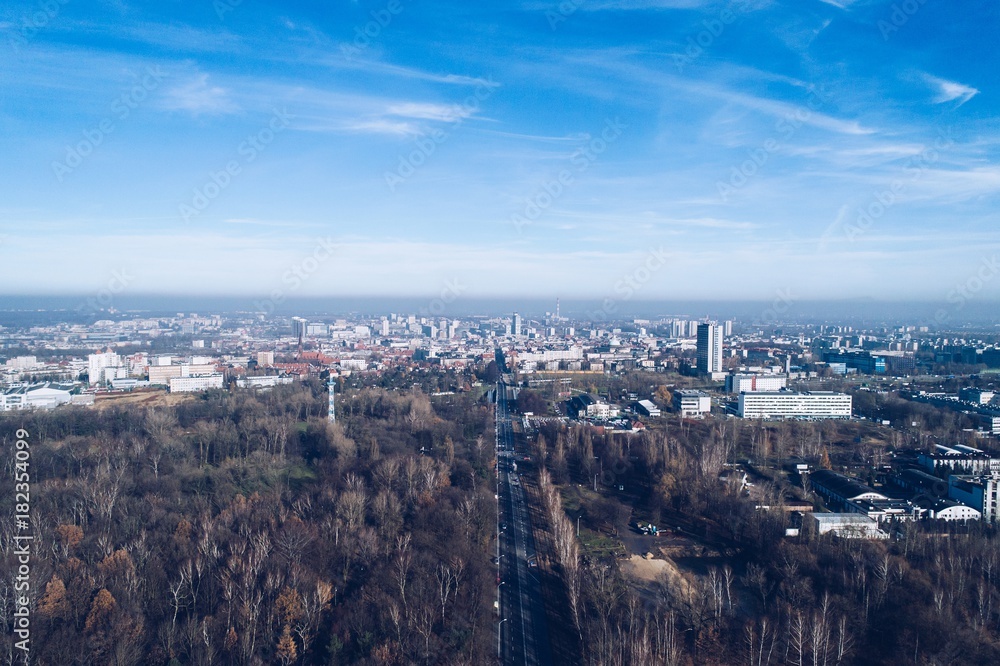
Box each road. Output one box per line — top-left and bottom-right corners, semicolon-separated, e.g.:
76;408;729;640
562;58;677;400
496;350;551;666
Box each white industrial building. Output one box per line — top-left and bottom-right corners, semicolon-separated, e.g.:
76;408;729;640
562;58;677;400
673;390;711;418
236;375;294;389
1;383;74;411
169;374;224;393
809;513;888;539
634;399;661;417
738;390;851;419
918;444;1000;475
948;472;1000;523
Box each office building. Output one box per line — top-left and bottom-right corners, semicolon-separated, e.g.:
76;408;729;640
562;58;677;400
737;391;851;419
513;312;522;337
673;390;711;418
291;317;308;344
168;374;224;393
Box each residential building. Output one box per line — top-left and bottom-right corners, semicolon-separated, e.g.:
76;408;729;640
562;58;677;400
87;350;121;386
696;322;723;375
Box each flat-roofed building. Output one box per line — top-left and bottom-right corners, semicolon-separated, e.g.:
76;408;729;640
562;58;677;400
738;391;851;419
948;472;1000;523
726;373;787;393
673;390;711;418
169;374;224;393
809;513;888;539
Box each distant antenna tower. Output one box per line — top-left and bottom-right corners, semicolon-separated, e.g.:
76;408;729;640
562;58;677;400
327;377;336;423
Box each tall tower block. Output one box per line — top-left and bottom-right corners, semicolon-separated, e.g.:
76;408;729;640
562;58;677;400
327;378;336;423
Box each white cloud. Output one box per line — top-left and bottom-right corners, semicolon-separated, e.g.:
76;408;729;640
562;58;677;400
162;73;240;115
386;102;477;123
924;74;979;107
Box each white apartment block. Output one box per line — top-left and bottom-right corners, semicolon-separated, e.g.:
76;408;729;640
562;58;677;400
738;391;851;419
88;351;121;386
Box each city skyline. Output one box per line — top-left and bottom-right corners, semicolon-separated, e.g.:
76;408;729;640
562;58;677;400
2;1;998;301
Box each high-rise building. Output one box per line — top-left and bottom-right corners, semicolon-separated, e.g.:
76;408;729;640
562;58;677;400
88;350;121;386
724;320;733;337
291;317;308;344
696;322;723;375
380;318;390;336
327;378;336;423
513;312;522;337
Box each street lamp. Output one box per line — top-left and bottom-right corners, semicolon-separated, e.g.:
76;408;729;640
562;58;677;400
498;617;508;659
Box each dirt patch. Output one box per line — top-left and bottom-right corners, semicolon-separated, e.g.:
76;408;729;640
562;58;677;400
93;389;194;409
620;553;695;604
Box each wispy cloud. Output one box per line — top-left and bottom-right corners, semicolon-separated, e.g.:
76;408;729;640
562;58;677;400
923;74;980;107
161;72;240;115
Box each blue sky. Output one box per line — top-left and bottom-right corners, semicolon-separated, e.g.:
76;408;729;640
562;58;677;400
1;0;998;304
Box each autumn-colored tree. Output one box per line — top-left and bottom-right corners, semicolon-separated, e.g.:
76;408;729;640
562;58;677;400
84;588;116;635
54;524;84;558
276;624;297;666
38;576;71;622
275;586;303;626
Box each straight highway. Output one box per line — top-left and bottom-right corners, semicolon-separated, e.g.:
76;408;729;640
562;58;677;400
496;349;551;666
